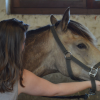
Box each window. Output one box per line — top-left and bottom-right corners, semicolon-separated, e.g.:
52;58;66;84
7;0;100;14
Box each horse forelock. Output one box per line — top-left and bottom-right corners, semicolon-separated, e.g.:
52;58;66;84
67;20;97;45
55;20;96;45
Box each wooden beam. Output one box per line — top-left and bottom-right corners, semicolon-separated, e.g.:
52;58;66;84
11;8;100;14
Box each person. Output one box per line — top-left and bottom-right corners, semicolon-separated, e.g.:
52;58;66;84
0;18;100;100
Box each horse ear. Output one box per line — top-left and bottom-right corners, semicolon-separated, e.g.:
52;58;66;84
61;7;70;31
50;14;57;25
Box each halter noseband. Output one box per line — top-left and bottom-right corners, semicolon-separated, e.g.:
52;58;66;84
51;25;100;94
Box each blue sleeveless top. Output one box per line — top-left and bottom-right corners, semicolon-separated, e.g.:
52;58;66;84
0;81;18;100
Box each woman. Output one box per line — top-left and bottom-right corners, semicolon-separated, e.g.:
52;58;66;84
0;18;100;100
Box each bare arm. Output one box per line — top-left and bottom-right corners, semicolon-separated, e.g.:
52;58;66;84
18;69;100;96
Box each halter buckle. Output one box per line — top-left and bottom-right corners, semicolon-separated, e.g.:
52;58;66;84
89;67;98;77
64;52;72;60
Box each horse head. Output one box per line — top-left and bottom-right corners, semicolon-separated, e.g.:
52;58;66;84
24;8;100;85
50;8;100;82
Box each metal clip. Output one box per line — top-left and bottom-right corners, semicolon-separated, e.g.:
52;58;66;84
89;67;98;77
64;52;72;60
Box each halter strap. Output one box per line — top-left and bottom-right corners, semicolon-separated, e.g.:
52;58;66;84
51;25;100;93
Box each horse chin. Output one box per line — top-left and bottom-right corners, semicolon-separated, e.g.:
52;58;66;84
78;69;90;81
78;68;100;81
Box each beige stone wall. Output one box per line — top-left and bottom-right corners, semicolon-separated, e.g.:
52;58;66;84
1;0;100;100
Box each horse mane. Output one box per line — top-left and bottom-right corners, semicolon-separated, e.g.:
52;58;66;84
26;20;96;45
26;25;50;38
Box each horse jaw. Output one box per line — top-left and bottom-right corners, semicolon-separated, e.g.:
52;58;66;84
78;69;90;80
33;66;58;77
33;53;59;77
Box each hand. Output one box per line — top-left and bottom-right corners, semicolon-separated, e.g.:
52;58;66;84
95;80;100;91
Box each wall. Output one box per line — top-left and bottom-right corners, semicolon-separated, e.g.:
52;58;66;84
1;0;100;100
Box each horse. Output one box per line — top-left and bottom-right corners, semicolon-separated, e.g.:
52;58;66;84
18;8;100;100
23;8;100;82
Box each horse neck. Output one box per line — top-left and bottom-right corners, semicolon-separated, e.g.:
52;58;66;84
23;29;58;76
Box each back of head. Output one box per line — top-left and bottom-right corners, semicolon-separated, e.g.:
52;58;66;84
0;18;28;93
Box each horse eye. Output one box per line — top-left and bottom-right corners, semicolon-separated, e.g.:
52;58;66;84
77;43;87;49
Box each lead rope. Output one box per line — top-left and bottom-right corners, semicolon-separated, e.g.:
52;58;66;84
43;94;88;100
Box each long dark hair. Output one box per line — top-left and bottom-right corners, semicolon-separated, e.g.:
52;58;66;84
0;18;28;93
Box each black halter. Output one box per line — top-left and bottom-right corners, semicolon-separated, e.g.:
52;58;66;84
50;25;100;93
